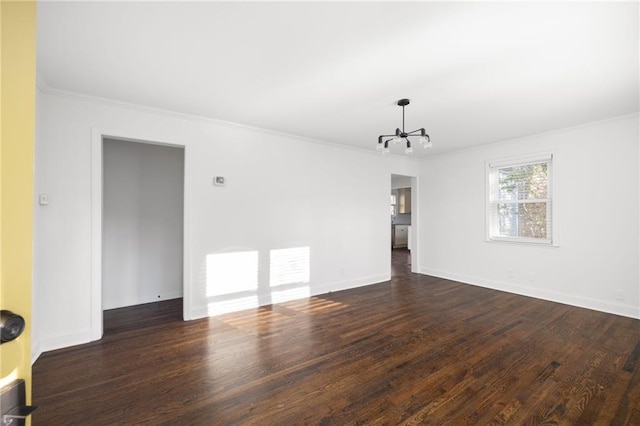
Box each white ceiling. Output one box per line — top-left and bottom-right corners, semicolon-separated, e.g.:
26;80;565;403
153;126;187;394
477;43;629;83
37;1;639;157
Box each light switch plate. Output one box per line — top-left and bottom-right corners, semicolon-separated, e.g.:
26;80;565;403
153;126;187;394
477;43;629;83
213;176;225;187
39;194;50;205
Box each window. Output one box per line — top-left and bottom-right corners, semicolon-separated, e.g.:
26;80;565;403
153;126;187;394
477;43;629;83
390;194;397;216
487;154;553;244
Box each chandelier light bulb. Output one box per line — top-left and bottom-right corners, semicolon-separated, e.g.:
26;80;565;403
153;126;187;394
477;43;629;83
405;140;412;155
423;139;432;150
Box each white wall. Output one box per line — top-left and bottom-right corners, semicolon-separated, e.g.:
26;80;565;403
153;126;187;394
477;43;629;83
102;139;184;309
33;90;418;355
419;114;640;319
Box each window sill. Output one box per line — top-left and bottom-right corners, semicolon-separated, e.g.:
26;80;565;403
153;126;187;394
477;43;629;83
486;237;558;248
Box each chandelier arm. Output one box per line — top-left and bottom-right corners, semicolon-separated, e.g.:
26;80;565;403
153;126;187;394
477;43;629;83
406;129;426;136
378;134;398;138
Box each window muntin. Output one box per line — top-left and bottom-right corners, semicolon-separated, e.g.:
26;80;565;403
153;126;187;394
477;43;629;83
488;155;553;244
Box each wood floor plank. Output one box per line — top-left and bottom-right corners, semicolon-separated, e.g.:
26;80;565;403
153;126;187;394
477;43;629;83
32;249;640;425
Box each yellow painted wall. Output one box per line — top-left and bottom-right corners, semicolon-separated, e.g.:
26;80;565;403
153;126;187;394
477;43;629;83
0;0;37;409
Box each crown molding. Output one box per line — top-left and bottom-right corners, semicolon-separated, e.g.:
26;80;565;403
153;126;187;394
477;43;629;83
35;83;420;161
420;111;640;162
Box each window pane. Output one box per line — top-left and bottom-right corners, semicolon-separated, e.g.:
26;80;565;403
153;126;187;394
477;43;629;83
495;202;548;239
498;163;547;201
488;156;552;243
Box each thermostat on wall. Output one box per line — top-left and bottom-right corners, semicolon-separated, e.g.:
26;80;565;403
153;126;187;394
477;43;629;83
213;176;225;187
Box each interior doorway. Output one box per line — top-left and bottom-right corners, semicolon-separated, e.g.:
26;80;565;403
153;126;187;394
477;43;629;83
101;138;185;333
391;174;417;274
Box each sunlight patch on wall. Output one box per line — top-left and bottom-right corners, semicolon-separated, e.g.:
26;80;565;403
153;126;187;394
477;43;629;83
206;295;259;316
204;248;313;315
270;247;310;287
206;251;259;297
269;246;311;304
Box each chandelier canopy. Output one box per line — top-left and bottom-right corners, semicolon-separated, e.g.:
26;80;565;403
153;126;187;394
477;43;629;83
377;99;431;155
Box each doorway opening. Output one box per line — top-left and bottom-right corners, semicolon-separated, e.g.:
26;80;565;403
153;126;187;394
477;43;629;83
391;247;411;277
391;174;417;275
96;136;186;338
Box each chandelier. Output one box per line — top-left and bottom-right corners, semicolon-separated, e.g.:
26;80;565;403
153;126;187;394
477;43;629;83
377;99;431;155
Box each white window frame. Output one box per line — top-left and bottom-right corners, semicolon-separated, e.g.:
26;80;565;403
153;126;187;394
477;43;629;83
486;153;555;246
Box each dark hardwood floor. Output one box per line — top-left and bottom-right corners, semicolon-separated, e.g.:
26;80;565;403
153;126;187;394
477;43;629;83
33;249;640;425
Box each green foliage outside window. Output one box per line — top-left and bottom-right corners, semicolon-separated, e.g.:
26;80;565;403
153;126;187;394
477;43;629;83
496;163;549;239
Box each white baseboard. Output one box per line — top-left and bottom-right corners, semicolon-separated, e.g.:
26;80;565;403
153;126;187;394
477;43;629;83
103;292;183;311
189;274;390;320
310;274;390;296
34;295;184;356
37;328;93;354
31;340;42;365
189;306;209;320
155;292;183;302
420;267;640;320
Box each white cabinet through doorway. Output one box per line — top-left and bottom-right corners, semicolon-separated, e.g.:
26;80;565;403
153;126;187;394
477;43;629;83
393;225;409;248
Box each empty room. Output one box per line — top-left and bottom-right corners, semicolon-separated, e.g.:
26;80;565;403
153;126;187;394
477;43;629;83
2;1;639;425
